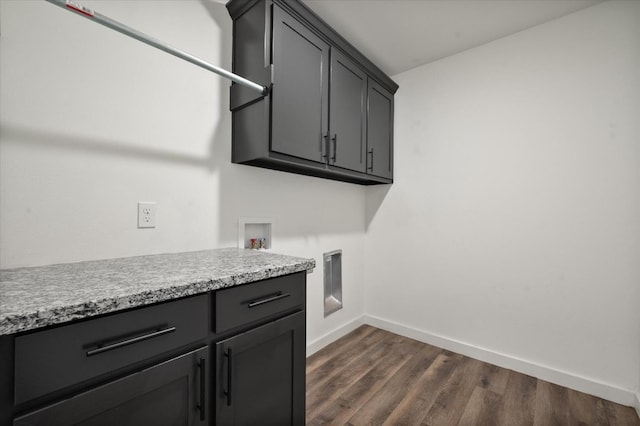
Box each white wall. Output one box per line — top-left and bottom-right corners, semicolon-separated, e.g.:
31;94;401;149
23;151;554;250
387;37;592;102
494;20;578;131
0;0;366;347
365;0;640;404
3;0;639;408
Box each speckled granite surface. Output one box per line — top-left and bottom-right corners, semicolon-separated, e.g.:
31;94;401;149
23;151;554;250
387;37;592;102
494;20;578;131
0;248;315;335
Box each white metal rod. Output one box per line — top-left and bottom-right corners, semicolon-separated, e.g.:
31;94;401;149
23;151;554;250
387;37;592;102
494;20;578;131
45;0;269;96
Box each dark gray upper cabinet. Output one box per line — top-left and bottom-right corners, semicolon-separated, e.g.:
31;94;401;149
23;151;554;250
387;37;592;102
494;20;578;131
228;0;398;185
367;81;394;179
272;6;329;163
329;50;367;173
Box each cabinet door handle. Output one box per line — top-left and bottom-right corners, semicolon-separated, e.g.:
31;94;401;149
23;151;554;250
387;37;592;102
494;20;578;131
247;292;291;308
322;133;329;160
367;148;374;171
198;357;206;421
330;134;337;162
85;326;176;357
224;348;233;406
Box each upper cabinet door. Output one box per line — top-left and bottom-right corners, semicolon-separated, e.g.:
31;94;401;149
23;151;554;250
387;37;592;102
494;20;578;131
367;81;394;179
329;50;367;173
271;5;329;163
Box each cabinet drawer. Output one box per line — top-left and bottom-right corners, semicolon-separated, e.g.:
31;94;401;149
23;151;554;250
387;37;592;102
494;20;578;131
14;294;209;405
14;345;208;426
214;273;305;333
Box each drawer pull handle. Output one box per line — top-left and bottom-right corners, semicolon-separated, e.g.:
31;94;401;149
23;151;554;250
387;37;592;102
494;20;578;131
247;292;291;308
85;326;176;357
198;357;206;420
224;348;233;406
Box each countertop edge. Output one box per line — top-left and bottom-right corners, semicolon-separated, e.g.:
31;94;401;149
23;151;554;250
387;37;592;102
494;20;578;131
1;255;315;336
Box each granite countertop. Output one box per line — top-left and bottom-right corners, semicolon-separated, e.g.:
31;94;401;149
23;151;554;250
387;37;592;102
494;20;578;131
0;248;315;336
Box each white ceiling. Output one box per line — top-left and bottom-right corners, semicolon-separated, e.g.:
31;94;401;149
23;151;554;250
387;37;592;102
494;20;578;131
302;0;604;76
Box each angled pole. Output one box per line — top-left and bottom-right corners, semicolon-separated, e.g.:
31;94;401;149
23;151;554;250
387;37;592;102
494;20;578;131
45;0;269;96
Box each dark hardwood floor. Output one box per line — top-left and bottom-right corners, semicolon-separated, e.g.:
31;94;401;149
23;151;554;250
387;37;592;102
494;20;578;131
306;325;640;425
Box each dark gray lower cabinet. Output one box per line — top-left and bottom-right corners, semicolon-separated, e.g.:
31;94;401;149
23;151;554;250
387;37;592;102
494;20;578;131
14;295;209;406
14;346;208;426
2;272;307;426
215;311;305;425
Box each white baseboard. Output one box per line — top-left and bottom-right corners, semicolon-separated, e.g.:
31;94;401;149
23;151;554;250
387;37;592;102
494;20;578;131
306;315;366;357
364;314;637;407
635;392;640;418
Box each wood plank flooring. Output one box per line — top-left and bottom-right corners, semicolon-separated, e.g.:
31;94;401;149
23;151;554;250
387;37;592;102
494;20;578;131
306;325;640;426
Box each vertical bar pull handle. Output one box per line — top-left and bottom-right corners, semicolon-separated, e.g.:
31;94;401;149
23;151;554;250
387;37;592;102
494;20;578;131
367;148;374;171
198;357;206;421
322;133;329;160
330;134;337;162
224;348;233;406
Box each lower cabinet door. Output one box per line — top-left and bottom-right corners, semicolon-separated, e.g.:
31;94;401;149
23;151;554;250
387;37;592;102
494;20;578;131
14;346;209;426
216;311;305;426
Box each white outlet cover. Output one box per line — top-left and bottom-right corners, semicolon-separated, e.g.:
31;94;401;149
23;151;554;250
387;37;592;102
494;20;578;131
138;202;156;228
